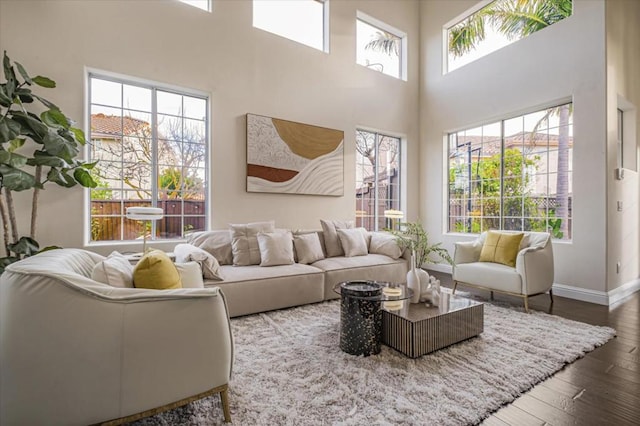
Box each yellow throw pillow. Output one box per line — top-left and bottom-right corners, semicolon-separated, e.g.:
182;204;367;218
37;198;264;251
479;231;524;267
133;250;182;290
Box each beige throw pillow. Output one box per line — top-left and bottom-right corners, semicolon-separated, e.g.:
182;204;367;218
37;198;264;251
91;251;134;288
293;233;325;264
186;230;233;265
174;243;224;280
337;228;369;257
230;221;276;266
175;262;205;288
257;231;295;267
369;232;403;259
320;219;354;257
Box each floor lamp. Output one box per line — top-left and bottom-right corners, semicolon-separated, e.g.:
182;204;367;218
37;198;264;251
384;209;404;231
125;207;164;254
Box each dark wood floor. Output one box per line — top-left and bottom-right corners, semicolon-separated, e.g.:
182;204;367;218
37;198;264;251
429;271;640;426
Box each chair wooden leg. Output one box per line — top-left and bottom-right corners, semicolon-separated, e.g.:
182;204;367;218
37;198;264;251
452;281;458;294
549;288;554;304
220;386;231;423
523;296;530;313
490;291;494;301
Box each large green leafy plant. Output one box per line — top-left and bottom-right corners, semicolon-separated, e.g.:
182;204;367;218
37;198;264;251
389;221;454;269
0;52;97;273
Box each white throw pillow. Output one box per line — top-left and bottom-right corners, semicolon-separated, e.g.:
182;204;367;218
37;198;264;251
91;251;134;288
257;231;295;267
230;220;275;266
369;232;403;259
175;262;205;288
320;219;354;257
337;228;369;257
293;233;325;264
174;244;224;281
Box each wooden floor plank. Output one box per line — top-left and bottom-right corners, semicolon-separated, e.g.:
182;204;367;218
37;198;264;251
493;404;546;426
431;270;640;425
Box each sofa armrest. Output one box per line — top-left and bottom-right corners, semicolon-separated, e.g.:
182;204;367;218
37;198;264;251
119;290;233;416
454;241;481;265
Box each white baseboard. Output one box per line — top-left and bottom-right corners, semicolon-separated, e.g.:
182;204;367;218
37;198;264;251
425;264;640;307
608;278;640;306
551;283;609;305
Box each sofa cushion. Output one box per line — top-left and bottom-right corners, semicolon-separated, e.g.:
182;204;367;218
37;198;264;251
230;221;275;266
479;231;524;267
175;262;205;288
257;231;295;267
215;263;323;283
133;250;182;290
174;244;224;280
454;262;522;294
312;253;400;272
320;219;353;257
91;251;134;288
337;228;368;257
369;232;403;259
186;230;233;265
293;232;325;264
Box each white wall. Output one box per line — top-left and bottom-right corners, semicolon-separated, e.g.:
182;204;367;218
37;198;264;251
420;1;608;294
606;0;640;292
0;0;420;255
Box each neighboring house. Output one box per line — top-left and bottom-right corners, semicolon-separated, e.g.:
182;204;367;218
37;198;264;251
90;113;179;198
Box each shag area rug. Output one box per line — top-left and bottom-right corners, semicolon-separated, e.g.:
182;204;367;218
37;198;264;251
132;299;615;426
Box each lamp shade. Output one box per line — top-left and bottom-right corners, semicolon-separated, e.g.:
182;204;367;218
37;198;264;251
125;207;164;221
383;209;404;219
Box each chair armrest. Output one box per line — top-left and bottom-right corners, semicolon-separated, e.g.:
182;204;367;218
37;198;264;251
454;241;481;265
516;243;554;295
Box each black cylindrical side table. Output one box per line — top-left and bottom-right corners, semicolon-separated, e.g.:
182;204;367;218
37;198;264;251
337;281;383;356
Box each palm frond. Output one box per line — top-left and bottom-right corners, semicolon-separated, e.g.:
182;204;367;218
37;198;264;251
448;12;487;58
364;31;400;56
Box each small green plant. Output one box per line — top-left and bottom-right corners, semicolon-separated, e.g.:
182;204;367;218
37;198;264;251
389;221;454;269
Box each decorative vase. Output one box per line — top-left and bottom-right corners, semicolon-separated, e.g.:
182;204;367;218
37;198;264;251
407;252;421;304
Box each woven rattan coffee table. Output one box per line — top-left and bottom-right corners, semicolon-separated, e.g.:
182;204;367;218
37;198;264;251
382;291;483;358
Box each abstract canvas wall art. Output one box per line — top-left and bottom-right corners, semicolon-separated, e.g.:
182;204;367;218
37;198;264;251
246;114;344;196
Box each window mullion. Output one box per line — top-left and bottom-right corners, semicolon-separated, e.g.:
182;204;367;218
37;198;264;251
499;120;505;230
151;88;159;241
373;133;380;231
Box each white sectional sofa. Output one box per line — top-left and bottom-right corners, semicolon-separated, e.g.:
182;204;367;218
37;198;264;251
185;229;410;317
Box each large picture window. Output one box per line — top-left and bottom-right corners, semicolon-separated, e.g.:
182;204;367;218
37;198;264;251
355;130;401;231
88;74;208;242
448;103;573;240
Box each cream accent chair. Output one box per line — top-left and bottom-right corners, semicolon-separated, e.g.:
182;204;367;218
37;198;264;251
452;231;554;313
0;249;233;426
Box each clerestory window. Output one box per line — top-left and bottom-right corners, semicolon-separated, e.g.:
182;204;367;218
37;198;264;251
253;0;328;52
445;0;573;73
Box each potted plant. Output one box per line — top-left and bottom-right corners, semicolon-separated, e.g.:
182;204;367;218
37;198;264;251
0;52;97;273
389;221;454;303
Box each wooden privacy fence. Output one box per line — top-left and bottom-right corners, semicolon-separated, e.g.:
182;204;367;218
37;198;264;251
91;200;205;241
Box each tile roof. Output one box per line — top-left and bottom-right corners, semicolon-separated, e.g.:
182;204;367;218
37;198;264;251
91;113;150;137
